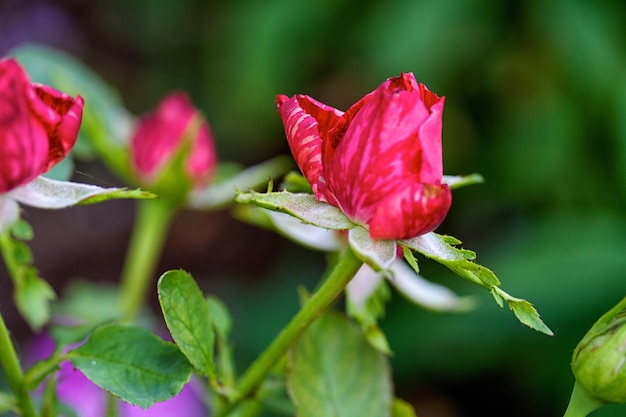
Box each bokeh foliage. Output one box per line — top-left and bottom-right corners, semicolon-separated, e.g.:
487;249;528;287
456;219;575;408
2;0;626;416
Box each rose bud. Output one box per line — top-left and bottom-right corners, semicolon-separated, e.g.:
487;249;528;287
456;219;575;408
572;297;626;404
0;57;83;193
131;92;217;199
276;73;451;240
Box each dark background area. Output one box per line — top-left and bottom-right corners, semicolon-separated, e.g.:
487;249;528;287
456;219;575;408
2;0;626;416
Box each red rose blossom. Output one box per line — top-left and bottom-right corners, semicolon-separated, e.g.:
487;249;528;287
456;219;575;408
276;73;451;240
0;58;84;193
131;92;217;188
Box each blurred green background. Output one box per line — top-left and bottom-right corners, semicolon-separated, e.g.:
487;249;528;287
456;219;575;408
2;0;626;416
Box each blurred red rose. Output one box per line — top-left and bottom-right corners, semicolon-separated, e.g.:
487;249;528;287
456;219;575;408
0;58;84;193
131;92;216;188
276;73;451;240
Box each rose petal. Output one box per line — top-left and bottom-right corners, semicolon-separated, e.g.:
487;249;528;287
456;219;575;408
369;182;451;240
0;59;50;192
325;75;433;223
276;94;343;202
32;84;84;170
131;91;216;187
416;84;445;183
186;121;217;185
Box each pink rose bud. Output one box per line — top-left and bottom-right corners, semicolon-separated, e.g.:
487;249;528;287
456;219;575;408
131;92;217;188
276;73;451;240
0;58;84;193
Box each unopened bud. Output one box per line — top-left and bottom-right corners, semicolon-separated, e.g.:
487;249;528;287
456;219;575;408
571;297;626;404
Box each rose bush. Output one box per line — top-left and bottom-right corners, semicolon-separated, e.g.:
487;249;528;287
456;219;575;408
0;58;83;193
131;92;217;189
276;72;451;240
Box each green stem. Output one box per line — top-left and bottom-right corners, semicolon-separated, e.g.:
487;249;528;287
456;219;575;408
217;247;363;417
0;313;37;417
0;232;38;417
119;199;177;322
563;382;604;417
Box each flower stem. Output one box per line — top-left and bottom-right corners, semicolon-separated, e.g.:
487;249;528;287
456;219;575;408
216;247;363;417
0;231;38;417
0;313;37;417
119;199;176;322
563;382;604;417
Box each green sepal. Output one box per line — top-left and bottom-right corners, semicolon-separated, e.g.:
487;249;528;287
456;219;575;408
402;246;419;273
442;173;484;189
348;226;396;272
10;176;155;209
401;232;553;335
235;190;353;230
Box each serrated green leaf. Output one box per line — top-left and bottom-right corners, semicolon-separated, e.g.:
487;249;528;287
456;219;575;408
402;232;497;288
492;287;553;335
403;232;552;334
10;219;33;240
235;191;353;230
9;239;33;265
391;398;418;417
68;324;192;408
10;177;155;209
15;272;56;331
158;270;216;377
349;226;396;271
1;223;54;330
287;311;392;417
401;246;419;273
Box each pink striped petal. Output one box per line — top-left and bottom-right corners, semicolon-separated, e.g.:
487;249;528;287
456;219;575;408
276;72;450;240
326;74;440;224
276;94;343;202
